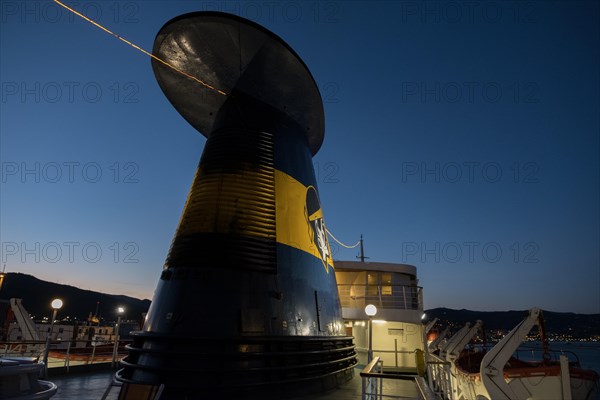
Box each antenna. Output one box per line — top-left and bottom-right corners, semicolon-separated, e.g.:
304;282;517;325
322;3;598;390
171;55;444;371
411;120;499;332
357;234;369;262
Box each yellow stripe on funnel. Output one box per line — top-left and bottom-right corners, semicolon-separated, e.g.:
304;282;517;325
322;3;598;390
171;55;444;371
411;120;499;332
275;170;334;270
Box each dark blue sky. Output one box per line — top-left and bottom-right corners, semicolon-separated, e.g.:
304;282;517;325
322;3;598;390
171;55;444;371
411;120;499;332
1;1;598;313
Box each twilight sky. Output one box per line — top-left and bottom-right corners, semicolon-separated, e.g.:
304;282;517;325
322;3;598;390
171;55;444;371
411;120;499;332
1;1;598;313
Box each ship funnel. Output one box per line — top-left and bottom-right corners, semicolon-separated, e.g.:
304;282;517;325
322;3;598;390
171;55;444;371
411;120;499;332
117;12;356;399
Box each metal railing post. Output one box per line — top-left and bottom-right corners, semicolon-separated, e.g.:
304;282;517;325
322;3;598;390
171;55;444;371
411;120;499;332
64;341;70;368
427;361;433;391
445;363;453;400
112;316;121;368
90;343;96;364
361;374;366;399
379;364;383;399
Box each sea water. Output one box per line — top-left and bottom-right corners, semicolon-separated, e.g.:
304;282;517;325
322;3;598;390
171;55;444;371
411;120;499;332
515;341;600;374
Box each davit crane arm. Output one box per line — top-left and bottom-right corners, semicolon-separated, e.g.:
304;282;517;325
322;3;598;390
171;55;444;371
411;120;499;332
480;307;542;400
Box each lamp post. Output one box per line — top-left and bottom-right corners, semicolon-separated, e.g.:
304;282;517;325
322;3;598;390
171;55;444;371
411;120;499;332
365;304;377;363
112;306;125;368
43;298;63;377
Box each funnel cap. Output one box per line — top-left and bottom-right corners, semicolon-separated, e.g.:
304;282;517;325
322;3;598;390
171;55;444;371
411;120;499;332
152;12;325;155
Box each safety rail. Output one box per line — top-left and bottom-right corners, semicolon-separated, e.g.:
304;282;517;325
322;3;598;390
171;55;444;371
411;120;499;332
361;357;384;400
356;347;419;371
0;339;131;371
360;356;436;400
338;284;423;311
415;376;439;400
426;352;453;400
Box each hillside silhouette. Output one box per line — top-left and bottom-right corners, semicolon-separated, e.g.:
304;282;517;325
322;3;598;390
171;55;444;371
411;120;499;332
1;273;597;338
0;272;150;323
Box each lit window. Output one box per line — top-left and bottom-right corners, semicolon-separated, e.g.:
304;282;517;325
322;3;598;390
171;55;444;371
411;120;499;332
367;273;378;296
382;273;392;295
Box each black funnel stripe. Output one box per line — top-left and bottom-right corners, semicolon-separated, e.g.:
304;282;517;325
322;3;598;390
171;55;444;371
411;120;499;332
118;334;357;398
165;128;276;272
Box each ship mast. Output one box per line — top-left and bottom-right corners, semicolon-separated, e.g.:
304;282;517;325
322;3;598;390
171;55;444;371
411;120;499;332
357;235;369;263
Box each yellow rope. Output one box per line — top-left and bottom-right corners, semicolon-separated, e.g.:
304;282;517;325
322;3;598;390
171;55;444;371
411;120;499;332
52;0;227;96
326;228;360;249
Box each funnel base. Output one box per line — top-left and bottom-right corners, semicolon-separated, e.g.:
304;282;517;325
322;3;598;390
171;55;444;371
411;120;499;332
117;332;357;399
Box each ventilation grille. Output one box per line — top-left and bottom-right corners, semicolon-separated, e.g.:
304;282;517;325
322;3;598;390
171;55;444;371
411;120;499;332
165;128;276;273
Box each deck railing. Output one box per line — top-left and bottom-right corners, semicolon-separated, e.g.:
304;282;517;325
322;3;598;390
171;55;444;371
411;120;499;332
360;356;438;400
426;352;453;400
355;346;420;370
338;284;423;311
0;339;131;371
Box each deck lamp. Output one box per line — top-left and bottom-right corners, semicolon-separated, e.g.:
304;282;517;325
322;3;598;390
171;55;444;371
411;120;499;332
42;298;63;377
112;306;125;367
365;304;377;362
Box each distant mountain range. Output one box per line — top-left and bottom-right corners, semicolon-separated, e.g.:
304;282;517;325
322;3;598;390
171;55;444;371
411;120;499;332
0;272;150;323
1;273;598;338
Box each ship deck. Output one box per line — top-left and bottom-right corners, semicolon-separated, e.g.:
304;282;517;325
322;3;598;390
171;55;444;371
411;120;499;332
49;366;420;400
